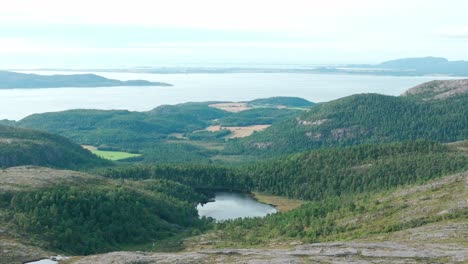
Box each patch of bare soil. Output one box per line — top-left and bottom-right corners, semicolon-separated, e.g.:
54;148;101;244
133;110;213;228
209;103;252;113
205;125;270;138
0;166;102;192
81;145;97;151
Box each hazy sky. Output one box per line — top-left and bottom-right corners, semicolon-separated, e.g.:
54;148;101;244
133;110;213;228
1;0;467;68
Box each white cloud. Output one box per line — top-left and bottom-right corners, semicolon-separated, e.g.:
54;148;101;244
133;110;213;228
434;27;468;38
0;0;429;32
1;0;468;67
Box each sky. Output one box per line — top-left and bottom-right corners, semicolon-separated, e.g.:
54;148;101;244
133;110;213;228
1;0;467;68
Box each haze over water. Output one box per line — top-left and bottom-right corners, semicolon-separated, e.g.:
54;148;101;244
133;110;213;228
0;71;456;120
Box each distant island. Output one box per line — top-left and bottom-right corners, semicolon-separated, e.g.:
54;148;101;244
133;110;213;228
0;71;172;89
321;57;468;76
18;57;468;77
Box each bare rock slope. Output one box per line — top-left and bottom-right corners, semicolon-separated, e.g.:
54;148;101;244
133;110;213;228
402;79;468;99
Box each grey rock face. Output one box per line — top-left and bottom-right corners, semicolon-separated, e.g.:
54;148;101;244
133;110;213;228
72;241;468;264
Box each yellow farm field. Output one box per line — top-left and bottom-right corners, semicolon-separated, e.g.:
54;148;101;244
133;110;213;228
206;125;270;138
208;102;252;112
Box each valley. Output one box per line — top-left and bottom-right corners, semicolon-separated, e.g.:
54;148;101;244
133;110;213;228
3;1;468;263
0;78;467;263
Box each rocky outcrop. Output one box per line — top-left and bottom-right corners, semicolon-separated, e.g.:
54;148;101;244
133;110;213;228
71;241;468;263
402;79;468;99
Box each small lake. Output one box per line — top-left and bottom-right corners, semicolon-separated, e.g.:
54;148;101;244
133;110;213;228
25;260;57;264
197;192;277;221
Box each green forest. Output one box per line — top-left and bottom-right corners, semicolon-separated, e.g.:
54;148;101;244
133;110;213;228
1;178;210;254
0;125;109;169
228;93;468;155
0;84;467;258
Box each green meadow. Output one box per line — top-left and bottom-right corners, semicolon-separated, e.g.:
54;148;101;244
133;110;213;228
90;149;142;161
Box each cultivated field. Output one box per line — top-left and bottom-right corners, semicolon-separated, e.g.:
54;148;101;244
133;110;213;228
206;125;270;138
82;145;141;161
209;102;252;112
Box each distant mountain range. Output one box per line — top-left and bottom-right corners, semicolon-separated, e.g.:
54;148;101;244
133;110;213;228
0;71;172;89
16;57;468;76
338;57;468;76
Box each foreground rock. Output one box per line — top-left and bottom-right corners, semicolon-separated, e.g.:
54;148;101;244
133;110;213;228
69;241;467;264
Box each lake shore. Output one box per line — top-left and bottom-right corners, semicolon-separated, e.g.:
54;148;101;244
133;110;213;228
252;192;304;212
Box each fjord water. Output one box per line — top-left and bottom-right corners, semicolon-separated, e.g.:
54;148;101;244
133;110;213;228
197;192;277;221
0;71;456;120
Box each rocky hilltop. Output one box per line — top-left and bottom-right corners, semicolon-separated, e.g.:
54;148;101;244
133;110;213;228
402;79;468;99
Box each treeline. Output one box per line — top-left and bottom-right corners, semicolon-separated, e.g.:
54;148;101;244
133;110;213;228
217;108;301;127
99;141;467;201
3;179;210;254
97;163;251;192
138;143;213;163
247;97;315;108
227;94;468;155
242;140;468;200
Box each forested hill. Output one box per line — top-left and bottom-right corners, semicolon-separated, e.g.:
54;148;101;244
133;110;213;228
9;98;310;152
227;83;468;155
100;141;468;201
14;103;230;150
0;125;110;169
0;166;209;256
0;71;172;89
247;97;315;107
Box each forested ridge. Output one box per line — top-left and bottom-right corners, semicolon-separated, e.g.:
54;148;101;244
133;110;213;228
15;104;229;150
241;141;467;200
0;175;211;255
227;93;468;155
0;125;109;169
99;141;467;201
9;99;308;153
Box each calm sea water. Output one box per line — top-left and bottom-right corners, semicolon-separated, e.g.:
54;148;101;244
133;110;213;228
197;192;277;221
0;71;456;120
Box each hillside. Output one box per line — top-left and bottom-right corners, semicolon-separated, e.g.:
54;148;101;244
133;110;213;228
247;96;315;108
15;103;229;150
1;141;466;263
5;98;310;163
0;125;109;169
102;141;467;201
60;170;468;263
0;166;210;261
402;79;468;100
0;71;172;89
227;81;468;155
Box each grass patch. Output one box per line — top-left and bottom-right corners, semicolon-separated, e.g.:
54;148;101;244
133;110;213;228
253;192;304;212
90;149;142;161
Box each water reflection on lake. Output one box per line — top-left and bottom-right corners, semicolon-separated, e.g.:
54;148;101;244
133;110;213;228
197;192;277;221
